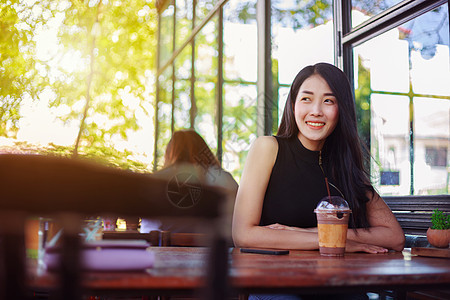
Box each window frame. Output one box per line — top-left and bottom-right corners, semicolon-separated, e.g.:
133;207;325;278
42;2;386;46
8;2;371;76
155;0;449;193
334;0;450;195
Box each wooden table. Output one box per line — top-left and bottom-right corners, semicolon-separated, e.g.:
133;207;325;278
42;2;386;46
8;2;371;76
27;247;450;297
230;247;450;296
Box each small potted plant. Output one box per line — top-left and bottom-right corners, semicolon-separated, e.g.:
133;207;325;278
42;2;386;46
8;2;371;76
427;209;450;248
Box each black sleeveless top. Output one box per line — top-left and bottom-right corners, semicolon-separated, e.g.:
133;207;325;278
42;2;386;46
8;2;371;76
260;136;341;228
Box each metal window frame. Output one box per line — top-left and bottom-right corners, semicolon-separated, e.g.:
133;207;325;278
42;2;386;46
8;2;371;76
155;0;275;169
335;0;448;91
154;0;229;169
334;0;450;194
257;0;273;137
156;0;229;77
156;0;449;179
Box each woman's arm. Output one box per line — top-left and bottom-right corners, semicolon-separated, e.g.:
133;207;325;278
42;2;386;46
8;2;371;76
347;192;405;252
232;136;320;250
232;136;399;252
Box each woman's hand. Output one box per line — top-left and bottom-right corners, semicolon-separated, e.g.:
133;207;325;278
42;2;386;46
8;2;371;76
345;239;389;254
346;192;405;252
264;223;389;254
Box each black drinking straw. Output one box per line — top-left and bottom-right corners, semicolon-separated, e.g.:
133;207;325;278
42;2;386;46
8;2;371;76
324;177;333;204
319;152;334;205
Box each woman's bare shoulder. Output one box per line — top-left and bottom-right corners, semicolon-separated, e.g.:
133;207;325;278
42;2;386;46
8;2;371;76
251;135;278;152
245;136;278;168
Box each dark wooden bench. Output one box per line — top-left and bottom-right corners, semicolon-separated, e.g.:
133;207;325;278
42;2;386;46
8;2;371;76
383;194;450;236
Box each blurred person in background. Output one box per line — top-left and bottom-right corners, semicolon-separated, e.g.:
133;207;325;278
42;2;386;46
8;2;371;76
141;129;238;234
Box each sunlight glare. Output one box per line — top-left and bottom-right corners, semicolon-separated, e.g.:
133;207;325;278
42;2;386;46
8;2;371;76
17;91;79;146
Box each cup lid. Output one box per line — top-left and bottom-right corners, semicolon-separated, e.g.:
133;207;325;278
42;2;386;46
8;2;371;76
314;196;351;213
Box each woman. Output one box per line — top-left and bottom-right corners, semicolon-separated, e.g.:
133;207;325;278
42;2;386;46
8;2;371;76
160;129;237;190
163;129;221;168
232;63;404;254
141;129;238;233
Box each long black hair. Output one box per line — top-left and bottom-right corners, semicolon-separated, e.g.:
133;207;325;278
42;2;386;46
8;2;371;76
277;62;373;229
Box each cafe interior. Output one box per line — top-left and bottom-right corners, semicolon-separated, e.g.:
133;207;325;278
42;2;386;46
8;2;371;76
0;0;449;299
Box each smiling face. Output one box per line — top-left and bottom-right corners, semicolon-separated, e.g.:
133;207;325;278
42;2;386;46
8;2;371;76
294;74;339;151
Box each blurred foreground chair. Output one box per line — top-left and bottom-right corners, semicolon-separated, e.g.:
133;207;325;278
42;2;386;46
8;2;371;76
0;154;229;300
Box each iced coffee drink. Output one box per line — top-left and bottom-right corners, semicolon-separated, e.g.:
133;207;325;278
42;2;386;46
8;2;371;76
314;196;351;256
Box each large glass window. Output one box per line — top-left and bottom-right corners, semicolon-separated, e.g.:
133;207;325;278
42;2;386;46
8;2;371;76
223;10;257;82
353;3;449;195
159;5;175;65
272;0;334;126
156;67;174;169
156;0;450;191
175;0;194;49
194;15;219;152
222;83;257;179
197;0;220;20
173;44;192;131
155;1;223;170
351;0;404;28
414;97;449;194
222;0;258;180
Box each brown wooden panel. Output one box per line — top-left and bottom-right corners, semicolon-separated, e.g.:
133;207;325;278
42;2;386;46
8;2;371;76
383;195;450;212
383;195;450;236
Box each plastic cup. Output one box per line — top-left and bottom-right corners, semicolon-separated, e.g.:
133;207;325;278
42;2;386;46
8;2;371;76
314;196;351;257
